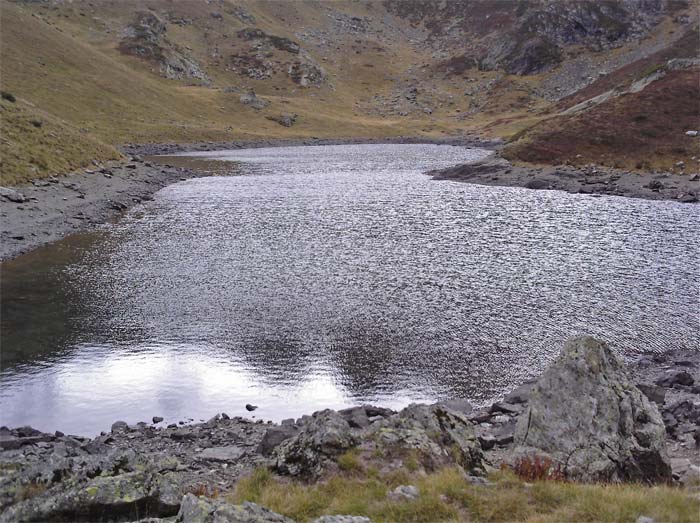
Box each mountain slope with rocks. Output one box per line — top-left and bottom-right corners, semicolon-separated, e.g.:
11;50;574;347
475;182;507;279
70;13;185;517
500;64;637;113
1;0;697;184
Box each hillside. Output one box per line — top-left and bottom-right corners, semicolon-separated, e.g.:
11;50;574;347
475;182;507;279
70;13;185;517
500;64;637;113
0;0;698;183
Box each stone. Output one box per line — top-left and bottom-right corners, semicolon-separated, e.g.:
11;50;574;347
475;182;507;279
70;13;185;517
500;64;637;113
490;402;524;415
266;114;297;127
388;484;419;500
503;382;534;404
258;425;299;456
153;416;164;424
197;446;244;462
273;409;357;478
239;91;270;110
523;178;550;190
370;404;484;474
636;383;666;406
655;371;694;387
111;421;130;433
636;516;655;523
0;471;181;522
338;405;394;428
685;130;698;137
313;516;371;523
513;336;671;483
435;399;474;414
246;404;258;412
178;494;293;523
0;187;26;203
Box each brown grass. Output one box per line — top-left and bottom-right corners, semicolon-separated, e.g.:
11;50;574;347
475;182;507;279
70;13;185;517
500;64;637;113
503;68;700;171
231;466;699;523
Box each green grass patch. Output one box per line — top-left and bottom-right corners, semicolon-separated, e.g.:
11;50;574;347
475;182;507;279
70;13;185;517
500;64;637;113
231;466;699;523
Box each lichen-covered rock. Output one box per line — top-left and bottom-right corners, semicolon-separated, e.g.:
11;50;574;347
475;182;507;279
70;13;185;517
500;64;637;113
177;493;293;523
513;336;671;483
0;471;181;522
288;61;325;87
119;12;209;83
272;410;357;478
370;404;484;473
312;516;370;523
239;91;270;111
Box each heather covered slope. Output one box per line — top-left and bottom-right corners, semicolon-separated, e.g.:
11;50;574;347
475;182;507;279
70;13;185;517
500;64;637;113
503;28;700;171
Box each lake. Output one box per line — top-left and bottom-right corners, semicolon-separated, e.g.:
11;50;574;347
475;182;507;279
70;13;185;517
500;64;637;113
1;144;697;435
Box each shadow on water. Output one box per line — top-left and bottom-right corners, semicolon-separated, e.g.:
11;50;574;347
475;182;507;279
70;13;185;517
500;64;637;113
0;232;110;370
1;144;698;435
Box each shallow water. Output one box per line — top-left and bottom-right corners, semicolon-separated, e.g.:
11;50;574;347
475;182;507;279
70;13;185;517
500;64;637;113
1;144;698;435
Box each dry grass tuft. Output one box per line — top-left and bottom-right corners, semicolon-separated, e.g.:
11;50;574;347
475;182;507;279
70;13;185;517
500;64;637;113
231;465;699;523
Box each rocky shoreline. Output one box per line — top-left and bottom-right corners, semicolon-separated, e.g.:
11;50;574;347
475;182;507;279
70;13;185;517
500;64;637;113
0;136;496;262
428;154;700;202
1;337;698;522
3;136;697;262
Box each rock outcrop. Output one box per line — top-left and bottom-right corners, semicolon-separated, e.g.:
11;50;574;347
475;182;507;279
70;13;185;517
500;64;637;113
271;403;484;479
119;12;209;82
1;337;696;520
513;335;671;483
272;410;358;478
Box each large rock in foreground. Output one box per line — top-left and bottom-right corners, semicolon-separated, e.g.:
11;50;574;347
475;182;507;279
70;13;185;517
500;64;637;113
513;336;671;483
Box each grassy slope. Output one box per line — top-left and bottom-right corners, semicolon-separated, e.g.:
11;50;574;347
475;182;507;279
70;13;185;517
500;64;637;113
0;1;470;142
231;466;699;523
0;0;466;183
1;0;697;184
0;97;121;185
502;27;700;171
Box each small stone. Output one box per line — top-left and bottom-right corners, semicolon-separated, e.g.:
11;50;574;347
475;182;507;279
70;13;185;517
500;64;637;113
110;421;129;434
636;383;666;406
655;371;694;387
152;416;164;424
245;404;258;411
313;516;371;523
388;484;419;501
0;187;26;203
197;446;244;462
637;516;655;523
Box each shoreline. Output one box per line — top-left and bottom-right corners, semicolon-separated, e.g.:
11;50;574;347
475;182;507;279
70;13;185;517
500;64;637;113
0;136;495;262
429;153;700;202
0;340;697;521
3;136;697;262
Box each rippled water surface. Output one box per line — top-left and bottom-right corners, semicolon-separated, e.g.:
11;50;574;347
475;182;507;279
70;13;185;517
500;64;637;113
1;144;698;435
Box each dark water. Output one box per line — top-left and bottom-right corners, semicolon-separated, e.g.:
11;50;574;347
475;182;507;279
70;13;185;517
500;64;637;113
1;144;698;435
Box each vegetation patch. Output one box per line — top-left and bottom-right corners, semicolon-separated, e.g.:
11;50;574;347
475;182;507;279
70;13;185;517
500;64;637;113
0;98;121;186
232;466;698;523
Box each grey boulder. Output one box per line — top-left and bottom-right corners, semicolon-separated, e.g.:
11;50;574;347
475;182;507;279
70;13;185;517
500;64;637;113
272;409;357;478
513;335;671;483
177;493;293;523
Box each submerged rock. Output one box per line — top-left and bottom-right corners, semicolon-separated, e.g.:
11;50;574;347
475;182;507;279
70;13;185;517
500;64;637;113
513;335;671;483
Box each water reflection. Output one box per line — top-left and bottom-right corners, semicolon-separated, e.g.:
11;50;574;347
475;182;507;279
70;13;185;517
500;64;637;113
1;144;698;435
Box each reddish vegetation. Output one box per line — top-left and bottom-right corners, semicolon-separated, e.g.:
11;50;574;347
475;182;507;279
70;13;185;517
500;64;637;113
557;29;699;110
508;455;566;482
504;68;700;170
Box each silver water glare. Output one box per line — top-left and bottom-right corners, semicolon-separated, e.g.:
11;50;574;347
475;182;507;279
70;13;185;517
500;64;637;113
1;144;698;435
